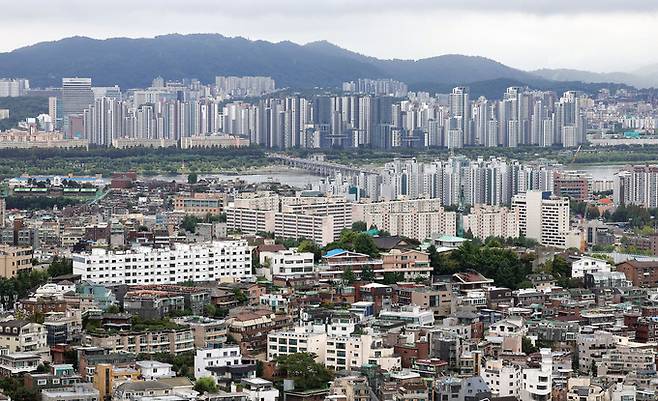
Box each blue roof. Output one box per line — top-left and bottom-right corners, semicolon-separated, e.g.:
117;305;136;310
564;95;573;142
324;248;347;257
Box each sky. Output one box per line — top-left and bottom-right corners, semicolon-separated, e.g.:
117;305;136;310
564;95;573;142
2;0;658;72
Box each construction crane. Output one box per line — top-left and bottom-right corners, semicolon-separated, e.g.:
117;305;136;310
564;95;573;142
569;145;582;166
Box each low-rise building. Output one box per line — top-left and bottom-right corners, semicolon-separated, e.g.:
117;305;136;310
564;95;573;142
0;245;32;278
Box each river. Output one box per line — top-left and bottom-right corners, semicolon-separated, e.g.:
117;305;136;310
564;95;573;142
142;167;324;188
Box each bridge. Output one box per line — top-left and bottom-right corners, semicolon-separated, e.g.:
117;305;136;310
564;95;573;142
267;153;379;177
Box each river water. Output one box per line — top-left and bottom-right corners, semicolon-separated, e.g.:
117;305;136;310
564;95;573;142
143;168;323;188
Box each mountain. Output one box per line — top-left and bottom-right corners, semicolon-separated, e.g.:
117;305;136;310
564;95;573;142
0;34;636;94
0;34;545;89
531;68;658;88
0;34;383;89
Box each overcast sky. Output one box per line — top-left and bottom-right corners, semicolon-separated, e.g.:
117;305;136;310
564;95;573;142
2;0;658;72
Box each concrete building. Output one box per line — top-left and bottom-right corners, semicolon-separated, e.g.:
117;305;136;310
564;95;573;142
520;348;552;401
381;249;432;280
512;190;579;249
241;378;279;401
353;199;456;241
0;320;48;359
325;333;400;372
0;78;29;97
481;359;522;398
463;205;519;240
570;256;611;278
136;360;175;380
258;249;315;281
72;241;252;285
174;193;224;216
83;327;194;354
194;344;243;380
41;384;100;401
0;245;32;278
266;326;327;362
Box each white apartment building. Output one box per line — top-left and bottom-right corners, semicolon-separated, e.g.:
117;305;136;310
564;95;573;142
597;345;657;380
512;190;580;249
0;79;30;97
576;330;622;373
274;213;336;246
225;208;339;245
463;205;519;240
258;249;315;281
225;208;275;234
72;241;252;285
325;333;400;372
266;326;327;362
0;320;48;361
194;344;243;380
482;359;522;398
570;256;611;278
520;348;552;401
353;199;456;241
378;306;435;327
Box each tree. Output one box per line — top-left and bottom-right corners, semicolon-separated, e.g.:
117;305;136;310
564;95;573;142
47;257;72;277
181;215;199;233
194;377;217;394
382;272;404;284
276;353;333;391
352;233;379;257
342;267;356;285
361;265;375;282
351;221;368;232
298;240;321;263
187;173;198;185
586;206;600;219
233;289;248;305
522;337;538;354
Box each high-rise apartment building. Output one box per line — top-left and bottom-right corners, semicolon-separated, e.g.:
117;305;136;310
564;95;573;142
0;78;29;97
512;190;579;249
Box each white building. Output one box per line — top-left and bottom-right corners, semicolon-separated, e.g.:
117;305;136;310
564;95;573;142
463;205;519;240
258;249;315;281
570;256;611;278
0;78;30;97
512;190;580;249
194;344;243;381
241;378;279;401
325;333;400;372
520;348;552;401
378;306;435;327
352;199;456;241
136;360;175;380
72;241;252;285
266;326;327;362
482;359;522;398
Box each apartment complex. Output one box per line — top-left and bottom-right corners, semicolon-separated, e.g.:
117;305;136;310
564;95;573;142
353;199;456;241
174;193;224;216
72;241;252;285
512;190;580;249
83;327;194;354
462;205;518;240
227;194;352;245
